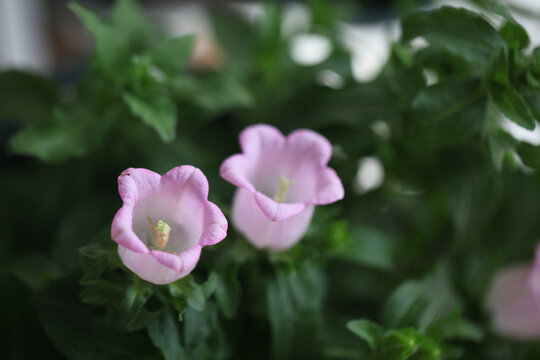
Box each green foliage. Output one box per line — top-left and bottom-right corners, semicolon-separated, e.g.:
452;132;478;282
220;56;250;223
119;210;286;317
4;1;540;359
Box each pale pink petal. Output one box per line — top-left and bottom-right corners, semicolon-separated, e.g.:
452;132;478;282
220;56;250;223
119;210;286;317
287;129;332;166
118;245;187;285
239;124;286;159
307;168;345;205
200;202;228;246
219;154;255;191
233;188;314;250
254;191;305;221
118;168;161;205
112;165;227;284
486;264;540;340
220;124;343;251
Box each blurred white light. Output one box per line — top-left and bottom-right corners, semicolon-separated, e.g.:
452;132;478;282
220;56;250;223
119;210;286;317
354;156;385;194
370;120;390;140
316;69;344;89
423;69;438;86
341;22;399;83
410;36;429;51
289;34;332;66
500;117;540;145
281;3;310;37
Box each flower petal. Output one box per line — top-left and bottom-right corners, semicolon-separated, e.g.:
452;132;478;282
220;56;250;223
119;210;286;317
111;207;149;253
200;202;228;246
118;245;187;284
118;168;161;206
239;124;286;159
307;167;345;205
161;165;209;200
486;264;540;339
254;191;305;221
219;154;255;191
287;129;332;166
233;188;314;250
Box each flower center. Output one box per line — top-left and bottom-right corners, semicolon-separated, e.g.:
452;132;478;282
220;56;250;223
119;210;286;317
273;175;293;203
147;217;172;251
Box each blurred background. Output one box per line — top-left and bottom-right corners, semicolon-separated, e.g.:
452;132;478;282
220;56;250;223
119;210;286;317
4;0;540;359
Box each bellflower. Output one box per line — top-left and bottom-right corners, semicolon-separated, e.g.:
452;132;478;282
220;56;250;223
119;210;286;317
111;166;227;284
220;124;344;251
486;255;540;339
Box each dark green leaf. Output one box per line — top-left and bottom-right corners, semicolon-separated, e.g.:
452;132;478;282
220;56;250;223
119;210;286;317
147;308;186;360
8;108;90;162
347;319;384;350
488;131;517;171
70;3;128;71
149;36;194;74
402;6;505;66
10;254;61;291
38;299;154;359
337;225;395;270
0;71;58;123
517;142;540;168
169;276;206;311
123;91;177;142
492;85;536;130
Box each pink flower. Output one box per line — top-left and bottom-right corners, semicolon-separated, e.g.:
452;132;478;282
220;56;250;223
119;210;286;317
111;166;227;284
220;124;344;251
486;258;540;339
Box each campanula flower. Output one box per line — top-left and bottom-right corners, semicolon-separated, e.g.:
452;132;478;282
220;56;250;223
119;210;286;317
111;166;227;284
220;124;344;251
486;258;540;339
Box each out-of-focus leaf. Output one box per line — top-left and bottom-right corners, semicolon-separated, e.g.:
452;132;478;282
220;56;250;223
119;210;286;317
169;276;206;311
347;319;384;350
109;0;149;47
380;328;441;360
410;79;487;147
492;85;536;130
123;91;177;142
492;4;530;51
488;131;517;171
517;142;540;168
147;308;186;360
0;71;58;123
38;299;154;359
337;225;395;270
8;109;90;162
486;49;509;86
214;267;240;319
70;3;128;71
10;253;61;291
149;36;194;74
402;7;505;66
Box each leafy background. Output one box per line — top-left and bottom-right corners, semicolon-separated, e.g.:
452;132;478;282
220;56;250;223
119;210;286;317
3;0;540;359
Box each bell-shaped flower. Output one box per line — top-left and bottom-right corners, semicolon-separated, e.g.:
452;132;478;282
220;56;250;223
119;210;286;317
111;166;227;284
220;124;344;251
486;256;540;339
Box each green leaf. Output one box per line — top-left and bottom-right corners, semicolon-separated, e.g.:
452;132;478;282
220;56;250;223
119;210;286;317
492;85;536;130
70;3;128;71
8;108;90;162
214;267;240;319
492;4;530;50
410;79;487;147
169;276;206;311
429;312;483;342
80;279;119;305
380;328;441;360
517;142;540;168
0;70;58;123
118;279;154;326
38;299;154;359
402;6;505;66
347;319;384;351
109;0;149;46
123;91;177;142
486;49;509;86
337;225;395;270
382;281;425;329
10;253;61;291
488;131;517;171
149;36;194;74
147;308;186;360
